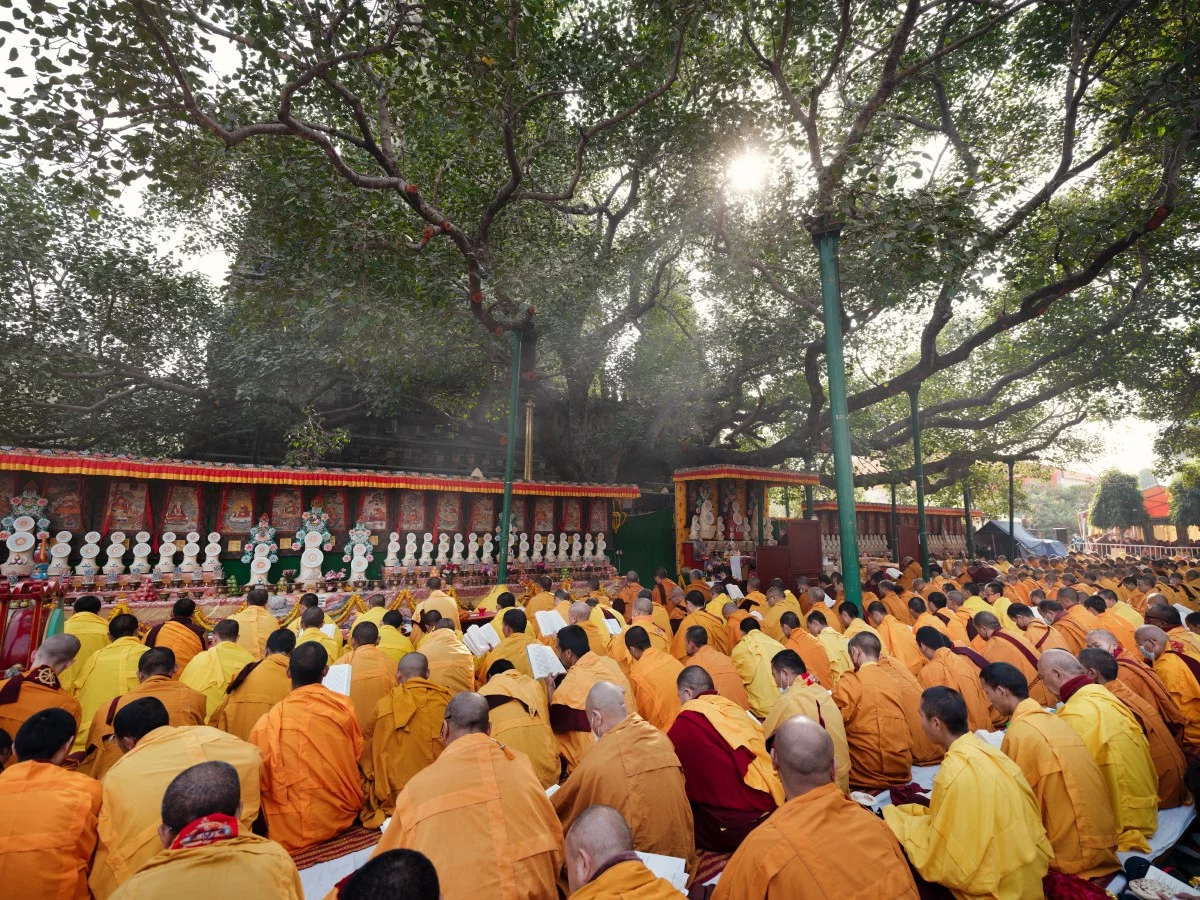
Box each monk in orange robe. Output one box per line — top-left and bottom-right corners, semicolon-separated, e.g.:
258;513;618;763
418;619;475;695
144;597;207;675
653;568;682;620
333;622;397;755
878;582;915;625
778;612;833;689
248;643;364;853
974;611;1052;706
607;597;671;676
615;571;644;610
682;626;751;709
684;570;713;604
211;628;295;741
79;647;206;779
928;592;969;644
227;587;280;660
361;652;453;828
476;660;558;789
724;603;750;650
760;587;803;643
831;633;914;789
479;608;538;682
554;682;694;866
911;596;949;639
878;650;945;766
1048;590;1101;653
0;708;103;900
565;601;613;658
564;805;683;899
625;626;685;731
549;625;636;774
915;628;994;733
714;716;919;899
866;602;925;675
0;635;81;768
525;575;558;620
1009;602;1069;652
741;577;768;612
670;592;727;659
669;666;783;852
1083;595;1139;651
373;693;564;900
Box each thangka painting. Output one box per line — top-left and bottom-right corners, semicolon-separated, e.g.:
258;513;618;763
561;498;583;533
219;486;255;533
588;499;608;536
269;486;303;532
398;491;426;533
318;488;349;532
469;495;496;534
509;497;528;534
357;489;390;532
0;474;15;519
532;497;555;533
103;480;151;533
45;475;84;531
433;492;462;534
720;479;748;541
160;484;202;533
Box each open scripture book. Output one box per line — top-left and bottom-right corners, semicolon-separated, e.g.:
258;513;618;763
526;644;566;680
462;622;501;658
534;610;568;637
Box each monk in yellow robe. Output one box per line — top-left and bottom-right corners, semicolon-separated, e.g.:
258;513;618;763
525;575;558;622
831;633;913;789
476;660;558;789
228;587;279;660
376;609;415;664
805;611;853;682
289;593;341;641
0;708;103;900
211;629;295;741
418;619;475;695
778;612;833;688
356;593;389;627
60;595;110;693
91;697;262;900
564;601;612;658
144;597;207;676
294;606;342;660
361;652;452;828
1139;624;1200;751
608;597;670;676
763;651;850;794
1100;588;1145;630
107;760;302;900
915;628;993;733
624;627;684;731
974;612;1053;706
479;608;537;682
669;666;783;852
670;592;727;660
1080;648;1190;808
81;647;206;779
1081;595;1139;651
334;622;397;747
885;688;1052;899
554;682;693;865
374;693;564;899
1088;630;1186;730
549;625;636;773
0;634;81;768
682;626;750;709
1039;649;1158;853
740;576;768;612
71;613;148;752
980;661;1120;879
760;587;802;642
248;643;364;853
565;805;684;899
802;586;844;633
716;716;918;899
731;619;787;718
411;576;462;634
180;619;257;722
866;602;924;676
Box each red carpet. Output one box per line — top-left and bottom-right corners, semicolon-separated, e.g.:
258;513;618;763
291;826;382;870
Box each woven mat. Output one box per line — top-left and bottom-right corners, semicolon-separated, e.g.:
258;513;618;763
292;826;382;870
692;850;732;885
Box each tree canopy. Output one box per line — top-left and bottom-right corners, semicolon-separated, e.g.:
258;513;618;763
1088;469;1149;529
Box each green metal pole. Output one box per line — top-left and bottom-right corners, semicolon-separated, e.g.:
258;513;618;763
496;330;523;585
909;386;929;579
813;228;861;606
890;482;899;563
1008;458;1016;562
964;485;975;558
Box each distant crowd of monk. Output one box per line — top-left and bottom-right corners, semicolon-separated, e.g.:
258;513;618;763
3;552;1200;899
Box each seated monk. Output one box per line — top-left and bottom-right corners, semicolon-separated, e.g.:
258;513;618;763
334;622;397;743
928;592;969;644
361;652;453;828
1048;589;1101;653
410;576;462;636
877;581;914;625
652;568;682;623
1136;625;1200;755
667;666;782;852
980;662;1120;879
109;761;303;899
669;591;727;660
1083;595;1139;652
145;597;208;675
830;632;913;790
554;682;693;866
837;602;882;645
609;597;671;676
1146;603;1200;657
866;601;924;676
877;644;944;766
477;659;558;789
741;576;768;612
778;611;833;689
357;593;389;627
479;608;538;683
248;643;364;853
60;595;110;693
211;629;295;741
915;628;993;733
802;586;842;634
974;611;1052;706
0;709;102;900
1079;648;1189;809
884;688;1052;897
682;626;750;710
911;595;949;639
180;619;257;722
805;610;853;681
715;717;918;899
419;619;475;696
624;626;684;732
760;587;802;642
1009;602;1068;653
91;698;262;899
338;849;440;900
1099;587;1145;629
564;805;683;899
294;606;342;661
762;650;850;794
0;634;82;768
1039;649;1158;853
1086;629;1190;748
71;613;149;752
373;693;564;898
723;601;749;650
525;575;558;624
377;610;416;665
567;601;613;658
616;571;643;609
731;618;787;719
81;647;206;779
685;569;713;606
228;587;280;660
549;625;636;774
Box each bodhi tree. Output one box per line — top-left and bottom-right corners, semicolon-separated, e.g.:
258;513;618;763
1088;468;1149;531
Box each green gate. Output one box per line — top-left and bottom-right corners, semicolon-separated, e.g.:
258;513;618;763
611;508;676;579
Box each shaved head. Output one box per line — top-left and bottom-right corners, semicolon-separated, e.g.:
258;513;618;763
1037;648;1086;700
160;761;241;834
633;597;653;617
568;602;592;624
398;652;430;681
584;681;627;738
1085;629;1119;653
31;634;80;671
443;692;490;743
1135;624;1169;661
301;606;325;629
772;716;836;798
565;805;634;894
